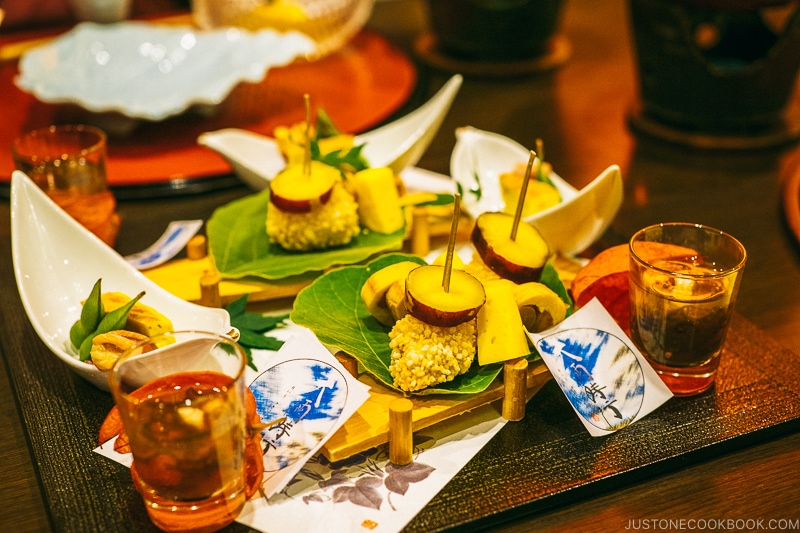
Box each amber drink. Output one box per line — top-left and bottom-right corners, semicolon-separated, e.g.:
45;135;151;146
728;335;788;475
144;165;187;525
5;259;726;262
109;331;248;533
11;124;120;246
629;224;746;396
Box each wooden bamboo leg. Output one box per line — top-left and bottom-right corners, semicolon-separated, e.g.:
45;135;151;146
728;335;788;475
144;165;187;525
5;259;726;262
186;234;207;260
199;271;221;308
389;398;413;465
411;208;430;257
502;358;529;421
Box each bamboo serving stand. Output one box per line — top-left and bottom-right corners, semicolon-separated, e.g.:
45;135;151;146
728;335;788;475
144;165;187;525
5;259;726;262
143;207;557;464
324;356;551;464
143;205;473;306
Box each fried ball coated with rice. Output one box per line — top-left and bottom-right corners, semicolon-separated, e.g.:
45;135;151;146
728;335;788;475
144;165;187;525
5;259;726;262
388;314;477;392
266;182;360;251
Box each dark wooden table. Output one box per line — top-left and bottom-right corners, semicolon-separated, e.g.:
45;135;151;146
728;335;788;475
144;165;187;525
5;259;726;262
3;0;800;531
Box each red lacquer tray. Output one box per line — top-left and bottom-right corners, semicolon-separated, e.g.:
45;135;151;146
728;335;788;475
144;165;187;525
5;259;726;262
0;27;417;196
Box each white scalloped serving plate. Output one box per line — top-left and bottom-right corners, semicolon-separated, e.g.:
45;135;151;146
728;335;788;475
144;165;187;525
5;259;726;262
15;21;315;121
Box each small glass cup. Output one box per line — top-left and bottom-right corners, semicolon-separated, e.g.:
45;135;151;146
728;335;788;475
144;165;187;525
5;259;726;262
190;0;373;58
628;223;746;396
67;0;132;22
11;124;120;247
109;331;251;533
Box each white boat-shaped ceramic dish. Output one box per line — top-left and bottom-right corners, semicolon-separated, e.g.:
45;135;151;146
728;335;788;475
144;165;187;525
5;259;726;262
451;126;624;256
10;171;234;391
15;21;315;121
197;74;463;190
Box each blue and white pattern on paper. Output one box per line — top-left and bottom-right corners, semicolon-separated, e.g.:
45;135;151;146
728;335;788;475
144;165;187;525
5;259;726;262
250;358;349;473
536;327;645;431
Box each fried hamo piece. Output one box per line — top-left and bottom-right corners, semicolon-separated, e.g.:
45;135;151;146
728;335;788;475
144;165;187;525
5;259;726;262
266;163;360;251
388;264;485;392
388;314;477;392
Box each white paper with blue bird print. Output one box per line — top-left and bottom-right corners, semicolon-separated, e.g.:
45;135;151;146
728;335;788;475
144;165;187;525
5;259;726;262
527;298;673;436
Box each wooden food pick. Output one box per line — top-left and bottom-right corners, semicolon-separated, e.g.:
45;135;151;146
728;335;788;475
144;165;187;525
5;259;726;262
502;357;529;421
389;398;414;465
510;150;536;242
441;193;462;292
536;138;545;169
535;138;553;182
303;93;312;177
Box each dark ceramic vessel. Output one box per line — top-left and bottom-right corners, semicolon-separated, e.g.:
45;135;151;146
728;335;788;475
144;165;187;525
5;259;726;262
428;0;564;61
629;0;800;135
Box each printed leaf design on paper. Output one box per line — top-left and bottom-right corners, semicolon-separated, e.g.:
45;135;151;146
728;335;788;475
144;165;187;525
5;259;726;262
291;254;571;395
291;437;438;510
302;493;324;504
318;471;351;490
332;476;384;510
206;189;405;280
384;463;436;496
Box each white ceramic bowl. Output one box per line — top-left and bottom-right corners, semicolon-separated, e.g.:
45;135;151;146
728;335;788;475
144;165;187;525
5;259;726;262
198;74;463;190
451;126;624;256
15;21;315;121
10;171;234;391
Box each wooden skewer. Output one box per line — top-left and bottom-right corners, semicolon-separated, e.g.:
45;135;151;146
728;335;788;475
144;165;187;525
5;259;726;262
510;150;536;242
441;193;461;293
535;138;554;182
535;138;545;166
303;93;312;177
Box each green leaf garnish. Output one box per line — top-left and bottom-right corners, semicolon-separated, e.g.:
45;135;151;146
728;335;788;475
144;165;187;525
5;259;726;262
314;107;341;139
238;329;286;351
235;313;289;333
470;169;483;200
225;294;289;371
416;193;455;207
536;164;558;189
539;262;573;315
311;140;369;172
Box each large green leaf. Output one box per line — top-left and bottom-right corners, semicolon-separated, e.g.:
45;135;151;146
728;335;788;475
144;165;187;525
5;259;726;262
206;189;406;280
290;253;570;396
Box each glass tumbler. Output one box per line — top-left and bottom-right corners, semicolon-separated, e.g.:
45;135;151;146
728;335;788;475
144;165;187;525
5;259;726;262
628;223;746;396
